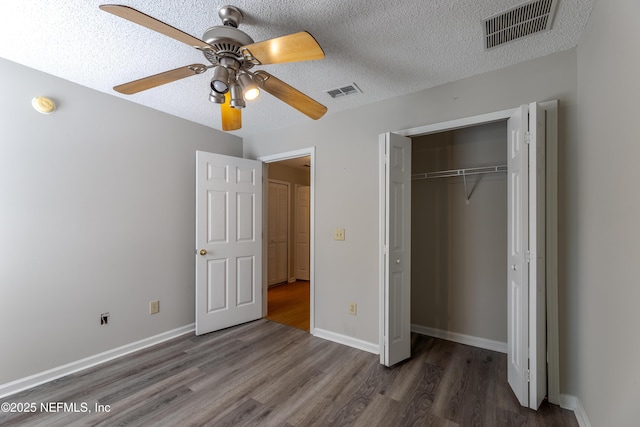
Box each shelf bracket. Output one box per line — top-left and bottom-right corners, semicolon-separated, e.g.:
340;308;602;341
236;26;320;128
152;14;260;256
462;171;470;205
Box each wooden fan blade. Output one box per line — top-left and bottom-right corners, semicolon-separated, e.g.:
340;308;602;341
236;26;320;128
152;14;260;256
114;64;208;94
99;5;212;50
255;71;327;120
243;32;324;65
221;93;242;131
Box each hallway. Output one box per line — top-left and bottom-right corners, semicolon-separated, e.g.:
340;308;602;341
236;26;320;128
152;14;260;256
266;280;310;331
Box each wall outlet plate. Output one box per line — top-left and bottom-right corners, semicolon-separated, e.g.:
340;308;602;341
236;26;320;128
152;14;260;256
149;300;159;314
100;312;110;325
349;302;357;315
334;228;345;241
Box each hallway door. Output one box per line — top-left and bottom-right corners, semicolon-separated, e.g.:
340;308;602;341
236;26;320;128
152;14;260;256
294;184;310;280
268;180;289;285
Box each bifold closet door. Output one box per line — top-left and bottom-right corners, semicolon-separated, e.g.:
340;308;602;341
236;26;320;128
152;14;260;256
507;103;546;410
381;132;411;367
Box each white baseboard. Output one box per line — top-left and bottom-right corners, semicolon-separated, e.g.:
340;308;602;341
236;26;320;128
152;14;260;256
411;324;508;354
0;324;195;399
559;394;578;410
560;394;592;427
313;328;379;354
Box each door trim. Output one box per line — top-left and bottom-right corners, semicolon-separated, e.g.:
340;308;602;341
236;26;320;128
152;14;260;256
258;147;315;334
379;101;559;404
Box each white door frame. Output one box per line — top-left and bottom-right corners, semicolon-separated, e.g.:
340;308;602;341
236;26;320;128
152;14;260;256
379;101;559;404
258;147;315;333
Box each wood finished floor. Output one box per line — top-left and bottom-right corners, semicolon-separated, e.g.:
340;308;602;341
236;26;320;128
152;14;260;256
1;320;577;426
266;280;310;331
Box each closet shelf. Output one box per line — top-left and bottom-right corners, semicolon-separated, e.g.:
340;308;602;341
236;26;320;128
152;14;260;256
411;165;507;181
412;164;507;205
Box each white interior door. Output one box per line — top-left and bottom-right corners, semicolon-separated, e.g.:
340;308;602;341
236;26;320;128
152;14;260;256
507;105;529;406
268;181;288;285
381;132;412;367
195;151;262;335
507;103;547;409
294;184;310;280
529;102;547;409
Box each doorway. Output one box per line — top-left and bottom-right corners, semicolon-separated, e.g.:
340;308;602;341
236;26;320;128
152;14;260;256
259;149;315;332
410;121;508;353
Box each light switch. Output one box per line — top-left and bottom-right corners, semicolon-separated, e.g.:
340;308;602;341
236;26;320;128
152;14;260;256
334;228;345;241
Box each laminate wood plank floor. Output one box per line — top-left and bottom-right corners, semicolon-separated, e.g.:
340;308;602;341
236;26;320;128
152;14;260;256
1;320;577;426
266;280;310;331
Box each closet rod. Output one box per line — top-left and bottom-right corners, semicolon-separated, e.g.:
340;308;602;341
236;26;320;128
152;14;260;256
411;164;507;181
412;164;507;205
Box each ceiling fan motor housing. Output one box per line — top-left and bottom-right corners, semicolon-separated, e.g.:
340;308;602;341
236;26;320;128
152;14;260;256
202;25;254;66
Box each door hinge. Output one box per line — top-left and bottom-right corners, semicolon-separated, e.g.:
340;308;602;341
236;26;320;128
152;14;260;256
525;132;531;144
525;251;531;263
383;245;388;254
527;369;531;382
383;154;388;164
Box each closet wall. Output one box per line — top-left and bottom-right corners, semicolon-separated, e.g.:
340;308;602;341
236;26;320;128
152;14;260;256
411;121;508;344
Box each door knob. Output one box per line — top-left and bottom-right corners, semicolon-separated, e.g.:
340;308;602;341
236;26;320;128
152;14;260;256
396;259;401;264
199;249;207;256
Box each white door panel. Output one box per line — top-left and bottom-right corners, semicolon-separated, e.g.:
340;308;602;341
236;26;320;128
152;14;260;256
196;151;262;335
295;185;310;280
382;132;411;367
507;103;547;409
529;102;547;409
507;105;529;406
268;181;288;285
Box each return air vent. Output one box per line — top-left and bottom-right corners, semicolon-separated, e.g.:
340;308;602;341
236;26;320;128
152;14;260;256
325;83;362;99
483;0;558;49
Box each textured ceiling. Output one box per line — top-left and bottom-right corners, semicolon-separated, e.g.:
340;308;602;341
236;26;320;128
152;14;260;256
0;0;594;138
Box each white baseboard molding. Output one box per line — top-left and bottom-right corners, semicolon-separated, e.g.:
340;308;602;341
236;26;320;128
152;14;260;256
0;323;195;399
313;328;379;355
411;324;508;354
560;394;592;427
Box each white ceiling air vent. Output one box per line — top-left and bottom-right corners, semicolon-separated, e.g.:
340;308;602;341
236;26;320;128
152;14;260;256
483;0;558;49
325;83;362;99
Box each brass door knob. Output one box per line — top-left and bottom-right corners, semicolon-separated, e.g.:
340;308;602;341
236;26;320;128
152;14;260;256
199;249;207;256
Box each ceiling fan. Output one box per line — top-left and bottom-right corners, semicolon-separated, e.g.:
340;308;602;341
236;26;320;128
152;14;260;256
99;4;328;131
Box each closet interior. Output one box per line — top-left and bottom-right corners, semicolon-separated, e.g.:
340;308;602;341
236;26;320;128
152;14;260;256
411;120;508;347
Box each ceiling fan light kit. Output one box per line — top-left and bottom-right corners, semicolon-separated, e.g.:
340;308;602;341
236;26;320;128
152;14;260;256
99;4;328;131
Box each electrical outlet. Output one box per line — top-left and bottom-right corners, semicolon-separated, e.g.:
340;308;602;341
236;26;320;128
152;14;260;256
149;300;159;314
349;302;357;315
334;228;345;241
100;312;110;325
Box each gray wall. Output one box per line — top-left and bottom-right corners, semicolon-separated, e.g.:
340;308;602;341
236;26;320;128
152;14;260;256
411;122;507;343
244;48;577;353
0;58;242;384
573;1;640;425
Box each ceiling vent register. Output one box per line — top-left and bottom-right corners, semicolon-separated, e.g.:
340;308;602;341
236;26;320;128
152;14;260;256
483;0;558;49
325;83;362;99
